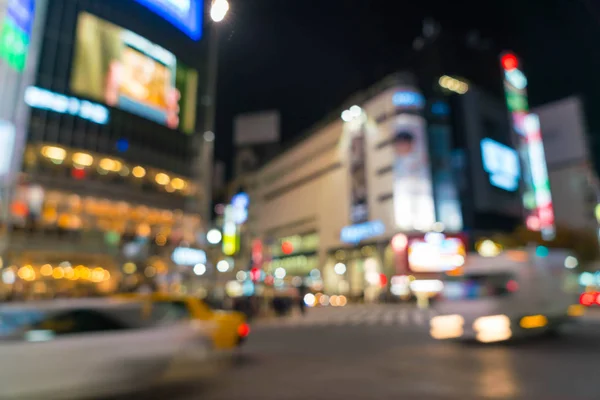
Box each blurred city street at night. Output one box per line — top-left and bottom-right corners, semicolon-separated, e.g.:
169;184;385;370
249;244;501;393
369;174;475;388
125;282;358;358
108;305;600;400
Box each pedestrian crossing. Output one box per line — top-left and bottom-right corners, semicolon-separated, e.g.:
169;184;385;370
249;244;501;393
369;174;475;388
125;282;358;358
254;304;437;329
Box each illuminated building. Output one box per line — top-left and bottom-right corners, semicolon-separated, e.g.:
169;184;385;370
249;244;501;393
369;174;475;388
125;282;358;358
0;0;213;293
239;26;539;300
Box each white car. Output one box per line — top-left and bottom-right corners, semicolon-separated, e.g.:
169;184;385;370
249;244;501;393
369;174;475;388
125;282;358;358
0;298;212;399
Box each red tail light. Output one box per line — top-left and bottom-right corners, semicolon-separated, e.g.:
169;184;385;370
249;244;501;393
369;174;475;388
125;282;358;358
580;292;596;306
237;323;250;338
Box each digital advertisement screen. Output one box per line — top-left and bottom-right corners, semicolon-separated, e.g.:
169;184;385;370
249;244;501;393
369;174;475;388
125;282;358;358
134;0;202;41
70;13;198;134
480;138;520;192
389;113;436;231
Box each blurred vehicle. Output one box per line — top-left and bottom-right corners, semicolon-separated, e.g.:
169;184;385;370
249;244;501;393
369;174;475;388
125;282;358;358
430;248;584;343
119;293;250;350
0;298;210;399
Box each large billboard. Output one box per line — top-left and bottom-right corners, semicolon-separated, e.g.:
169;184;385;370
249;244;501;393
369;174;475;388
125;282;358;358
70;12;198;134
389;113;435;231
134;0;203;41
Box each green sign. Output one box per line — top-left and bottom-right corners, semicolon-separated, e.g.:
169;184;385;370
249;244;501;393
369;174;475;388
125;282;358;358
0;18;30;72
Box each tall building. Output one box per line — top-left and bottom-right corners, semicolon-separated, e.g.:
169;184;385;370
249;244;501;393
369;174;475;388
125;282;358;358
0;0;213;296
534;97;599;233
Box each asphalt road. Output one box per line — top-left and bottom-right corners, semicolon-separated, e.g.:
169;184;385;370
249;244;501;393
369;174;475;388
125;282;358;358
111;305;600;400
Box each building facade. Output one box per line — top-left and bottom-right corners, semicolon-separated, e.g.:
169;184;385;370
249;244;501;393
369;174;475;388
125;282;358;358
0;0;212;297
534;97;599;233
244;70;522;300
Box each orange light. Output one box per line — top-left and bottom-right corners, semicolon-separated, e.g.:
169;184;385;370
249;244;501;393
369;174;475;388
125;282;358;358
501;53;518;71
281;241;293;255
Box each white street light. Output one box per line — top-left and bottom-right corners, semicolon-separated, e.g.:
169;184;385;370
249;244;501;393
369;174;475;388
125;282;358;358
193;263;207;276
216;259;230;272
349;105;362;118
206;228;222;245
341;110;352;122
210;0;229;22
334;263;347;275
341;105;363;122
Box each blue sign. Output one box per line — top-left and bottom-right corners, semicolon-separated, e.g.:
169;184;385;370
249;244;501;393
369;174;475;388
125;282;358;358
480;138;520;192
340;220;385;244
24;86;110;124
7;0;35;34
392;91;425;109
134;0;203;41
231;192;249;224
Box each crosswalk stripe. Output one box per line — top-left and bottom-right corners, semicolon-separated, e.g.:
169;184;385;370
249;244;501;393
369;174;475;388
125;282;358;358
253;306;438;329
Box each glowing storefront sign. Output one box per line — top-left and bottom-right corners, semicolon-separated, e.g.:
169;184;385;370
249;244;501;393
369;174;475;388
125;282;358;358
408;232;465;273
480;138;520;192
134;0;203;40
24;86;109;124
392;91;425;108
340;220;385;244
171;247;207;266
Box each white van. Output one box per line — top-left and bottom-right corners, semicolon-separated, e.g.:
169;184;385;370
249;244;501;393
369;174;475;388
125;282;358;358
430;247;583;343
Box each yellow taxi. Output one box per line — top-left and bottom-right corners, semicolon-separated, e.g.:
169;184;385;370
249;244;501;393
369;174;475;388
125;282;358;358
117;293;250;350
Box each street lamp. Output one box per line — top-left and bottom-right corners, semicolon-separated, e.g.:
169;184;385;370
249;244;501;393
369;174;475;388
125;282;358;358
194;0;230;225
210;0;230;22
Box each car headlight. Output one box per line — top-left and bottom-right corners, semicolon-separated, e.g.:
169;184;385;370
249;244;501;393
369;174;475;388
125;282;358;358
430;314;464;340
473;315;512;343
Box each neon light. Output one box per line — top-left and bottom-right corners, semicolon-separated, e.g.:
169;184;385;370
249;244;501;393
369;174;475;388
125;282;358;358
0;0;35;72
392;91;425;108
505;69;528;90
134;0;203;41
501;52;539;233
480;138;520;192
524;114;554;239
24;86;109;124
340;220;385;244
501;53;518;71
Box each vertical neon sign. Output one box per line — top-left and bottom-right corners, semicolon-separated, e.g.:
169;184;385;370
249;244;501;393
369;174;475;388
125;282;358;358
501;52;554;239
524;114;554;239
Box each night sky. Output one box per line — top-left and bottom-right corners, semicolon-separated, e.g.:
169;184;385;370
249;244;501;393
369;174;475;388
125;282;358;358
214;0;600;173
